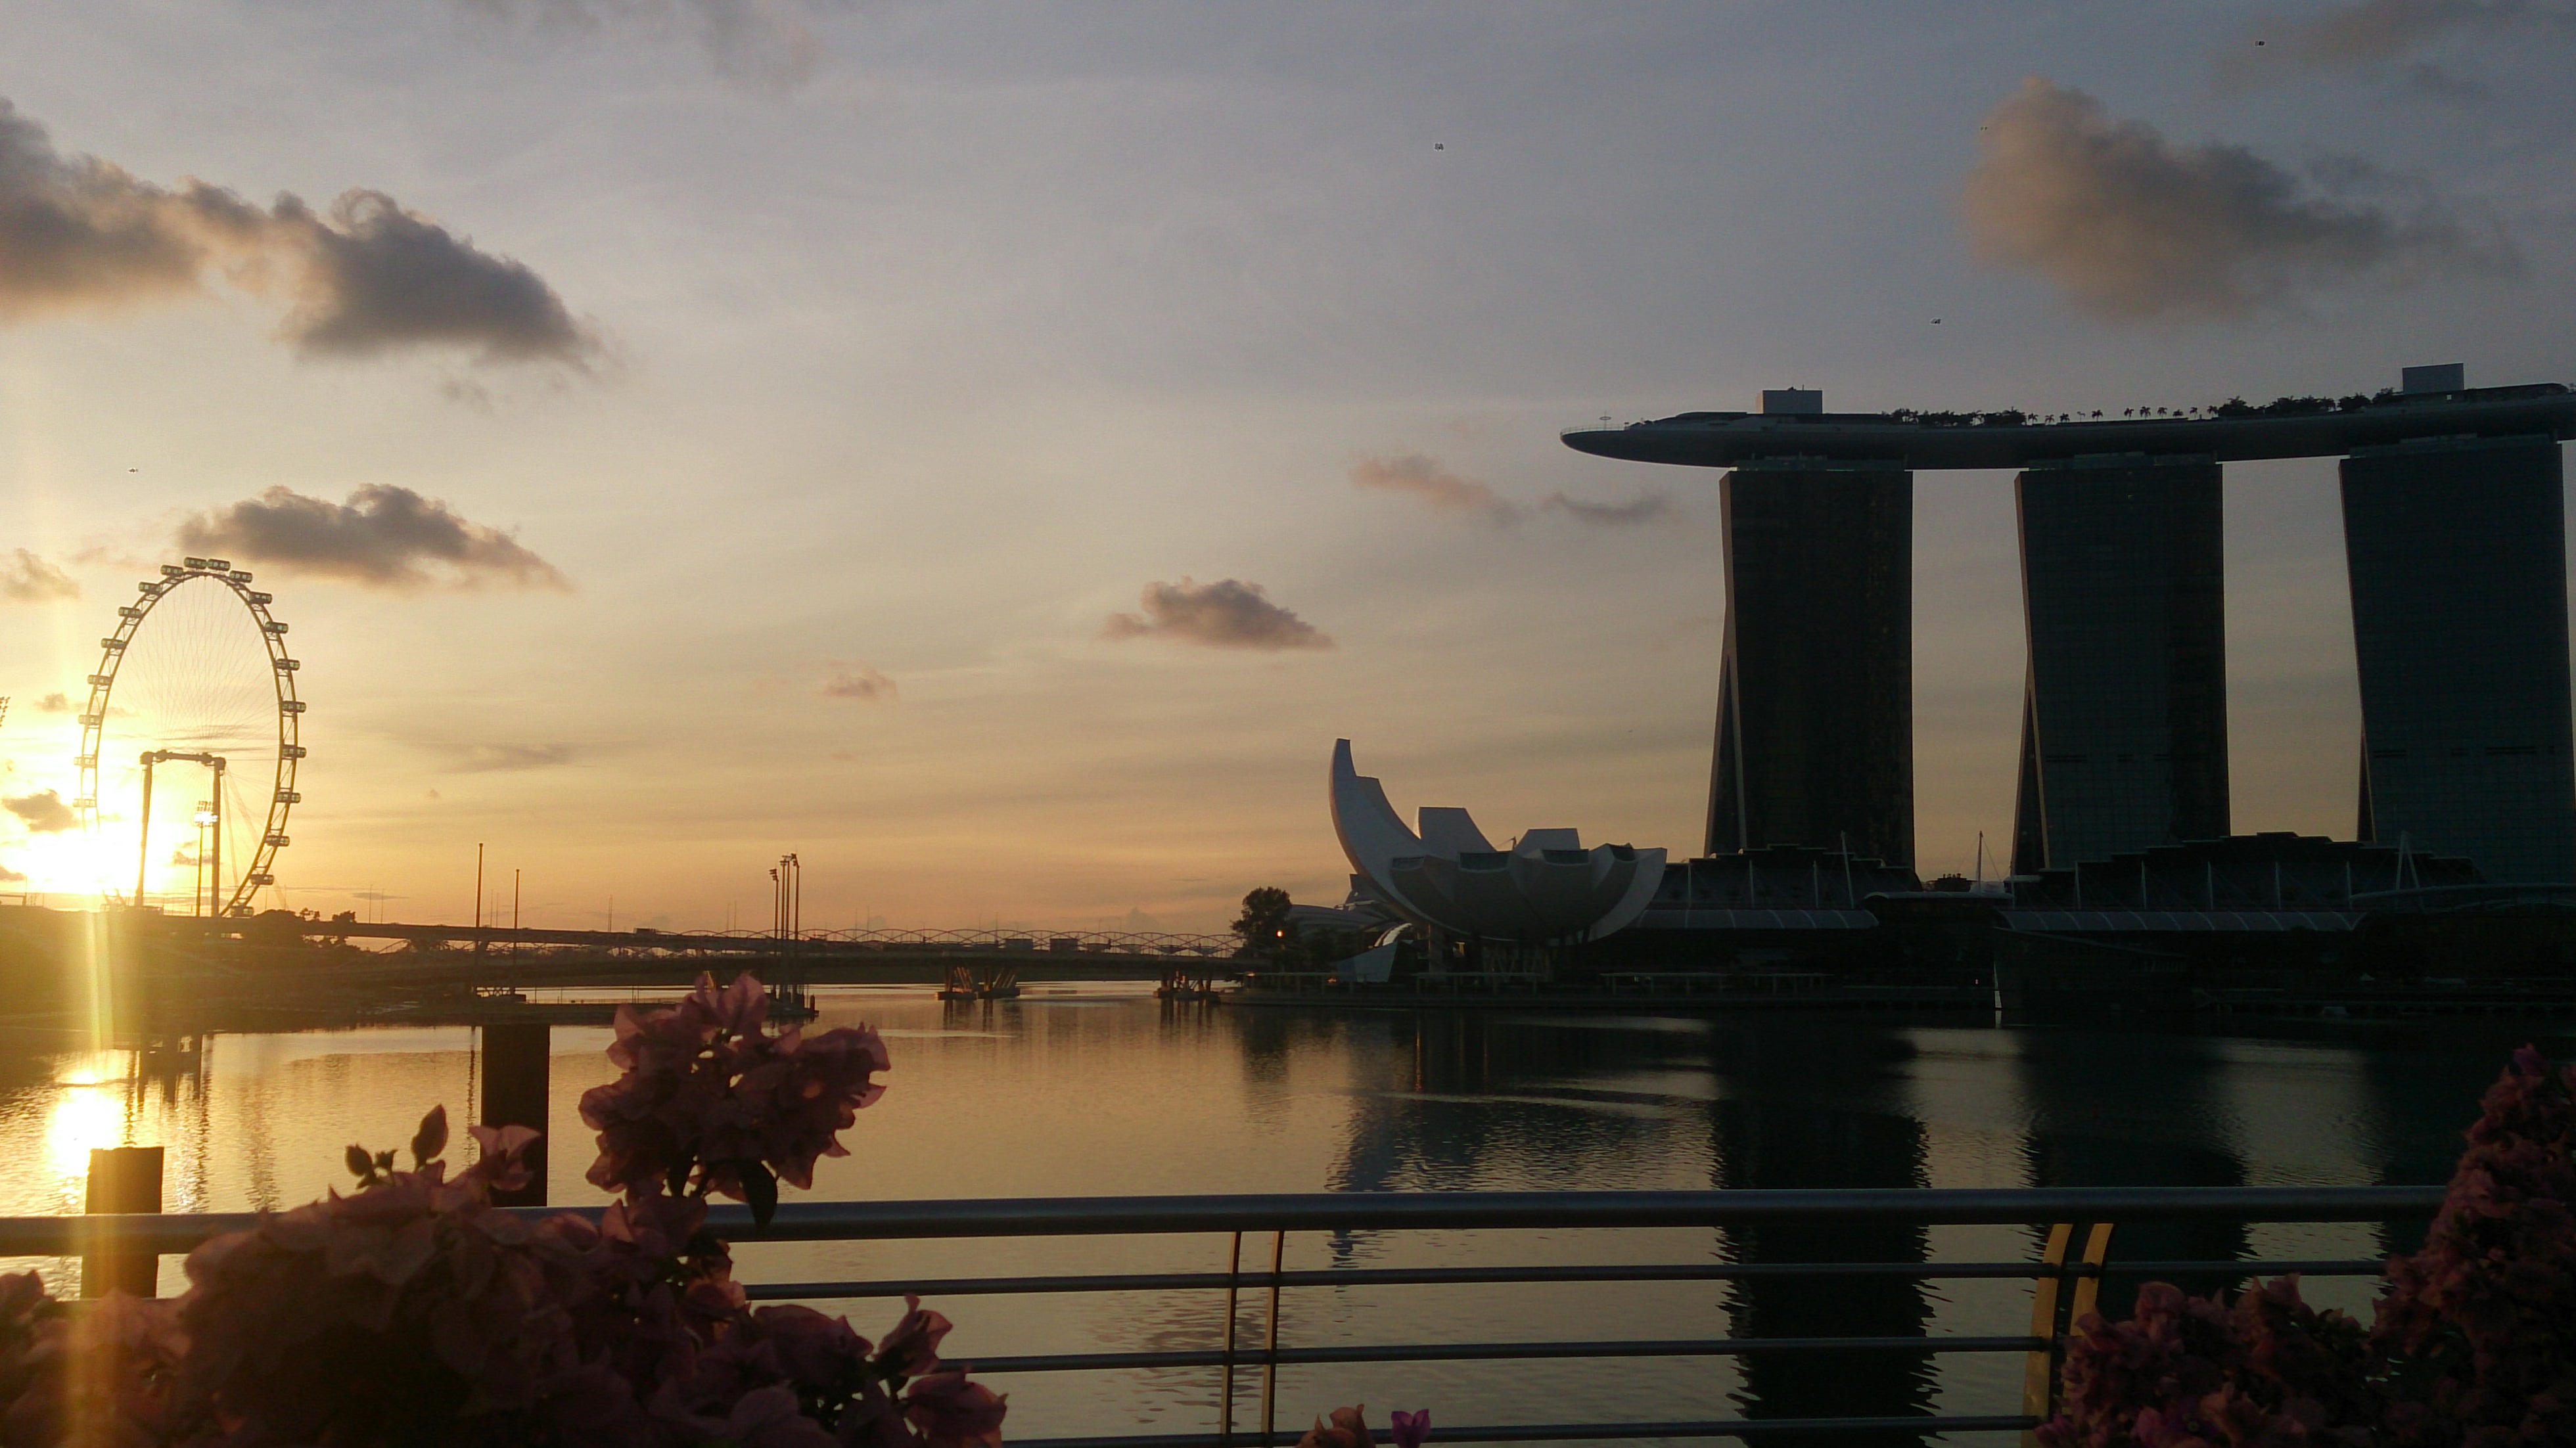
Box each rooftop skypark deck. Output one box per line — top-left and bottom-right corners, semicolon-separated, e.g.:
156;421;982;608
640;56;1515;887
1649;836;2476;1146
1561;380;2576;470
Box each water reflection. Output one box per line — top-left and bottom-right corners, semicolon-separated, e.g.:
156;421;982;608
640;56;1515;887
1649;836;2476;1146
2015;1032;2248;1315
1705;1022;1935;1445
0;992;2564;1439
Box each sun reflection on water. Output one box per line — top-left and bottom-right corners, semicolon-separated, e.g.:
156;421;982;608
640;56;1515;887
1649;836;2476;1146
41;1056;133;1211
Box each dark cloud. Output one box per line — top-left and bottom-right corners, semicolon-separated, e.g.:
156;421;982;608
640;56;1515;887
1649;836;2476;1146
177;485;566;590
459;0;836;88
1543;491;1673;526
0;100;266;317
1350;452;1521;524
821;664;896;702
1101;578;1332;651
272;192;595;364
1961;78;2508;319
0;549;78;603
5;790;75;834
449;743;582;771
0;97;595;366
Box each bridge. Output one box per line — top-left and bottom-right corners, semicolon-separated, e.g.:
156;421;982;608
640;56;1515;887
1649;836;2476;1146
0;905;1248;1041
195;915;1245;987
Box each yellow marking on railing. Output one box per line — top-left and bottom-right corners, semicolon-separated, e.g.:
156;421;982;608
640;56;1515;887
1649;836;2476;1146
2068;1222;2117;1326
2020;1222;2074;1447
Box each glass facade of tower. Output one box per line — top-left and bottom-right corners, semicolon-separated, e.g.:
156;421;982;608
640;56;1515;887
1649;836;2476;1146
2342;435;2576;882
2011;457;2230;872
1709;462;1913;866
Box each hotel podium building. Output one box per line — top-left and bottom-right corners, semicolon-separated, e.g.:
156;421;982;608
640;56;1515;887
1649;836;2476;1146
1565;373;2576;885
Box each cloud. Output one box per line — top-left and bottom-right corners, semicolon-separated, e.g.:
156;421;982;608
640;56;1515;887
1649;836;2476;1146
177;485;566;589
821;664;896;702
2228;1;2569;78
1350;452;1521;524
1101;578;1332;651
5;790;76;834
449;743;581;771
459;0;837;89
1542;491;1673;526
1960;78;2508;319
0;864;23;884
0;550;78;603
0;97;596;366
34;693;70;713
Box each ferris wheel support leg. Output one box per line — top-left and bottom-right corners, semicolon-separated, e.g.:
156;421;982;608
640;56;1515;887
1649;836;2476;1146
135;756;155;909
210;759;223;920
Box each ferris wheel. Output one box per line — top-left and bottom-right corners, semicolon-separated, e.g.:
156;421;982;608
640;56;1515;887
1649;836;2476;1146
75;558;305;916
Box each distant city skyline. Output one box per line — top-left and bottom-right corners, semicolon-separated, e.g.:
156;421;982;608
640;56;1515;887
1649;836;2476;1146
4;3;2575;929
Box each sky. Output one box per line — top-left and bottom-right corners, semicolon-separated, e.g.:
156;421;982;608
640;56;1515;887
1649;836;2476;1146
3;1;2575;933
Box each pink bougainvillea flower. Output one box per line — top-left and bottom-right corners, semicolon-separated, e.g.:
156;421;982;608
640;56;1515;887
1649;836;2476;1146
0;1282;185;1447
904;1369;1007;1448
469;1122;541;1194
1389;1407;1430;1448
873;1294;953;1380
579;972;890;1205
1299;1404;1376;1448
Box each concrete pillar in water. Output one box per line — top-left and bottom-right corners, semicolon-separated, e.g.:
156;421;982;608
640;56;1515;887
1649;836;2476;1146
83;1145;164;1298
480;1023;549;1207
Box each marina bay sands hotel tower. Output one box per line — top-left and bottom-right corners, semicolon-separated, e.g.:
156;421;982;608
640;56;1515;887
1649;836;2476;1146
1563;369;2576;883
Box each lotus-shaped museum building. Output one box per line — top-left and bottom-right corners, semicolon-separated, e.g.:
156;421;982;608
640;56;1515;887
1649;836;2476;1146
1330;740;1667;945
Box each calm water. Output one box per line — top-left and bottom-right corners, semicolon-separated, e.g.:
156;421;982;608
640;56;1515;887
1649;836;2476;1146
2;989;2563;1443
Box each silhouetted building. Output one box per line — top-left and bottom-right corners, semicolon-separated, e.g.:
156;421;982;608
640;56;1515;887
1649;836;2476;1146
2012;456;2229;872
2008;831;2477;913
2343;434;2576;882
1711;459;1913;865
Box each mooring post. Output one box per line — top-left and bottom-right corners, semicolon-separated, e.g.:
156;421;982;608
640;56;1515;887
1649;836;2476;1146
83;1145;164;1298
479;1023;549;1207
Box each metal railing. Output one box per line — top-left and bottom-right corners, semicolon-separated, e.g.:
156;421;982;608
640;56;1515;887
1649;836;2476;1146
3;1187;2445;1447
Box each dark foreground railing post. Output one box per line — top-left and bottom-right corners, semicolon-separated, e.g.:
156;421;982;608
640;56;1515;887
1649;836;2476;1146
1259;1229;1285;1446
1219;1231;1241;1447
83;1146;163;1298
480;1023;549;1208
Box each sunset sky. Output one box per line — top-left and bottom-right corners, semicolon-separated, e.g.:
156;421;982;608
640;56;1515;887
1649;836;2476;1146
4;1;2574;932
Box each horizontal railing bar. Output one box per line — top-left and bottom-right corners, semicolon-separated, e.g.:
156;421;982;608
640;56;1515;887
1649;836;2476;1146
2097;1258;2391;1277
718;1187;2449;1237
957;1335;2045;1374
746;1264;2038;1298
1009;1414;2042;1447
0;1186;2442;1256
741;1255;2395;1301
